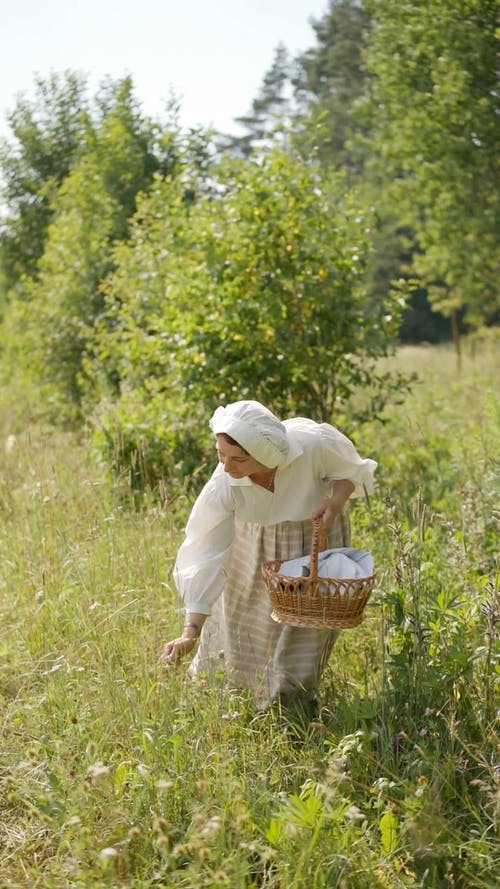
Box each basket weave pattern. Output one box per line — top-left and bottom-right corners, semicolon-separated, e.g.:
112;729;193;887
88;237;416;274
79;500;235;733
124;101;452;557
262;520;375;629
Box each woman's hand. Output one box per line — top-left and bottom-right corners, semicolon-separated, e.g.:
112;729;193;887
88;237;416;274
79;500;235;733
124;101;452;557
159;613;206;667
313;480;355;529
159;634;197;666
313;497;340;529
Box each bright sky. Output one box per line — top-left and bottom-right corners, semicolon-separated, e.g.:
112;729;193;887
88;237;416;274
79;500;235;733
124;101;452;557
1;0;329;138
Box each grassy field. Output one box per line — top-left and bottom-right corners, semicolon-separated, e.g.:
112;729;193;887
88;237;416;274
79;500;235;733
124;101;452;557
0;342;499;887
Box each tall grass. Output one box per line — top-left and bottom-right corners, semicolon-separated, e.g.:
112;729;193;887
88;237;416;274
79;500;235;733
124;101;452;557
0;342;498;887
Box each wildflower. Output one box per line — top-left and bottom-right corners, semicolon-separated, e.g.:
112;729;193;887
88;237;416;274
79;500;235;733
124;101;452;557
196;779;209;793
87;762;110;779
372;777;389;791
345;805;365;821
173;842;195;857
211;871;230;884
310;720;328;732
156;779;173;790
200;814;222;837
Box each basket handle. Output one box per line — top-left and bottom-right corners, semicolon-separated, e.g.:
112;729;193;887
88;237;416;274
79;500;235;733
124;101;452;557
309;518;327;581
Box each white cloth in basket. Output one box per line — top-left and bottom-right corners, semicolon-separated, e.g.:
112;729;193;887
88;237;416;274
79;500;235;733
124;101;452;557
279;547;374;580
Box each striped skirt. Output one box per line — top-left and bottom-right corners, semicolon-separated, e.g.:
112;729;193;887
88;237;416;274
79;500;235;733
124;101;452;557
189;513;350;704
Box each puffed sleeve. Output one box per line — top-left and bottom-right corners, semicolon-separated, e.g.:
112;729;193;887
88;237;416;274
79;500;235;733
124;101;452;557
173;474;235;615
318;423;377;498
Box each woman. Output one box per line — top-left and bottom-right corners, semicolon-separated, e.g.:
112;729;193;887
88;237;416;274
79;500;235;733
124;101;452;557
161;400;376;707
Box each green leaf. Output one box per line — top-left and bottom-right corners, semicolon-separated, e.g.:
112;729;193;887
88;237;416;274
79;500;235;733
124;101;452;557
380;810;398;854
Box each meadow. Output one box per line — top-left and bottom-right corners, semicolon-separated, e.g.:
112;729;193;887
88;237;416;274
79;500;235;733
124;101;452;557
0;342;498;888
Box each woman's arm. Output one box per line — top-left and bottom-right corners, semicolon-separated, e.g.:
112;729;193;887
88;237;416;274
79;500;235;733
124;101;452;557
160;475;234;667
173;475;235;615
317;423;377;499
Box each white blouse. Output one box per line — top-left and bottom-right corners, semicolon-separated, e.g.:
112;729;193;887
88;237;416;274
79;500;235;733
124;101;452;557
173;418;377;615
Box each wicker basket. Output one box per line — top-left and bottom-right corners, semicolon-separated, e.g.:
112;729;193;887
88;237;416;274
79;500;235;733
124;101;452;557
262;520;375;629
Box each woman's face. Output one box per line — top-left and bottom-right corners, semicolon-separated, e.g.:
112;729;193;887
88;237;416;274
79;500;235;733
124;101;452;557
215;434;269;478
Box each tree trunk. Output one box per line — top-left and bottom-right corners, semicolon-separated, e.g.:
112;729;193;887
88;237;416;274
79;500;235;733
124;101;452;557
450;309;461;372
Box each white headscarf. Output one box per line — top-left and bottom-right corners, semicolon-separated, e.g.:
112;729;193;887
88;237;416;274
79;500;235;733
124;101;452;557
209;400;289;468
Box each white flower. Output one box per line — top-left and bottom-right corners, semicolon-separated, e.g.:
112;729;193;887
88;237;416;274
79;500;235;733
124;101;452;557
87;762;110;779
345;805;365;821
200;815;222;837
99;847;118;860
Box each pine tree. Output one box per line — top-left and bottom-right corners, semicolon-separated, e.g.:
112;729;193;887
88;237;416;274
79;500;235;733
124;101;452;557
221;44;295;157
293;0;370;169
